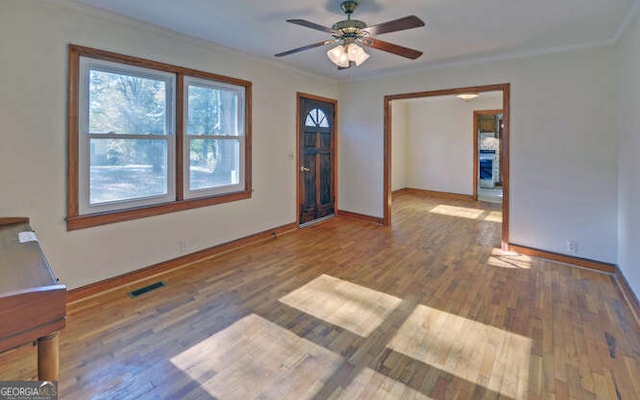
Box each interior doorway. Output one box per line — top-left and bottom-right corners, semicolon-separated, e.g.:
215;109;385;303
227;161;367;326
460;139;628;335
297;93;337;226
474;109;504;203
384;84;511;247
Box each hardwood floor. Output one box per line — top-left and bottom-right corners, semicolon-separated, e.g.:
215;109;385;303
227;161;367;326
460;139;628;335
1;192;639;399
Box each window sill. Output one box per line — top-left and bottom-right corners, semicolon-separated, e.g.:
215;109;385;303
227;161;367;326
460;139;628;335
66;190;251;231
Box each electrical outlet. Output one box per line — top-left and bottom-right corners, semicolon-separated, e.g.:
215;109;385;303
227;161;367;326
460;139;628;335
566;240;577;253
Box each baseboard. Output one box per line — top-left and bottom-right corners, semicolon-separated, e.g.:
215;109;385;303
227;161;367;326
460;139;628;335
66;222;299;303
508;244;616;273
614;268;640;326
336;210;383;225
394;188;474;201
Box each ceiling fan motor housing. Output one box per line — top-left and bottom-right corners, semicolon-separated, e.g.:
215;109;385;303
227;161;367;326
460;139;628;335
332;19;367;37
334;0;366;40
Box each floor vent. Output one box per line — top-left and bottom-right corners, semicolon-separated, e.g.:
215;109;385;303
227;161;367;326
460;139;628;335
128;281;166;298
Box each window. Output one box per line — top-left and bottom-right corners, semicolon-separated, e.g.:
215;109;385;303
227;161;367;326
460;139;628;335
184;77;245;198
79;59;176;214
305;108;330;128
67;45;252;230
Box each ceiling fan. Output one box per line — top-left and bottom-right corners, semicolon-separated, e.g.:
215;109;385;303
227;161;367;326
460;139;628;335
275;0;425;69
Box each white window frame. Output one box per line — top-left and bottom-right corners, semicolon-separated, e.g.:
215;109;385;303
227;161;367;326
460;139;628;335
78;57;176;215
183;76;245;199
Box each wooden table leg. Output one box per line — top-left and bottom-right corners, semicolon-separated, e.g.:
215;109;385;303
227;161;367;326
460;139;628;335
37;332;59;381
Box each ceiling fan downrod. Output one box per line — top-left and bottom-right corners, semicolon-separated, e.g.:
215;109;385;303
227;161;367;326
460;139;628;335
333;0;366;36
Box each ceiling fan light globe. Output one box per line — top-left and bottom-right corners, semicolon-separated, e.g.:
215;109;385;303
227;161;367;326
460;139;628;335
327;45;350;67
347;43;369;66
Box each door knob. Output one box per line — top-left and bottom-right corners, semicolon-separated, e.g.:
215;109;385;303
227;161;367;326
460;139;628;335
300;166;310;172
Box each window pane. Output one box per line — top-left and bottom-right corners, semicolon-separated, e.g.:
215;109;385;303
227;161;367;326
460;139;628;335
187;85;240;136
305;108;330;128
89;139;168;204
89;69;168;135
189;139;240;190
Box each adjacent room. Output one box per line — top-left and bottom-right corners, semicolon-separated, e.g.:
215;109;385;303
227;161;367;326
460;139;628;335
1;0;639;399
390;91;505;203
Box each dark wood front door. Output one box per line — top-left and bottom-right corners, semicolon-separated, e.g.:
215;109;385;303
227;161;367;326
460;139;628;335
298;95;336;225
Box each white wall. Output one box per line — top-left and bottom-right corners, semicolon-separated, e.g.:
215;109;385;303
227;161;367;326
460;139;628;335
391;101;408;191
340;46;618;263
471;96;504;112
0;0;338;289
617;11;640;297
395;95;502;195
406;97;472;195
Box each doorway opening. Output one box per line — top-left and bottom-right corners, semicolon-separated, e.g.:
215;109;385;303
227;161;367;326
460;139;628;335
384;84;510;248
474;109;504;204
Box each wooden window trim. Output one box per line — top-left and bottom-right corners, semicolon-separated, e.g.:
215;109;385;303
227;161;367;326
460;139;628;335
67;44;252;231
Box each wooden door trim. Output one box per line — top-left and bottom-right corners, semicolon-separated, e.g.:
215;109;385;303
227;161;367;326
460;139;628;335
296;92;338;226
473;109;503;200
384;83;511;248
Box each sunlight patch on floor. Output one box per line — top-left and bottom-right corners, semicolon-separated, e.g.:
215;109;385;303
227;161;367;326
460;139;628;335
428;205;502;222
279;274;402;337
430;205;485;219
484;211;503;223
170;314;343;400
488;248;533;269
333;367;433;400
388;305;531;400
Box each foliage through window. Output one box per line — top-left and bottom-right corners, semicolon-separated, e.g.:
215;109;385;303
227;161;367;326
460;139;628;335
184;77;244;198
81;62;175;210
67;45;252;230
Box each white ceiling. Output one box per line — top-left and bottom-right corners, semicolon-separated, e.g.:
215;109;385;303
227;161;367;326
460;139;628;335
72;0;638;81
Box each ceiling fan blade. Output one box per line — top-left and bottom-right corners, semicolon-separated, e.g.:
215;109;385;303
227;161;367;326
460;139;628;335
286;19;335;34
275;40;334;57
361;15;425;36
361;38;423;60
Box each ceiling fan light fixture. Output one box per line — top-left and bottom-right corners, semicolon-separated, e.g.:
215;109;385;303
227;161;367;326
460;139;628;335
457;93;480;102
347;43;369;66
277;1;425;70
327;44;350;67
